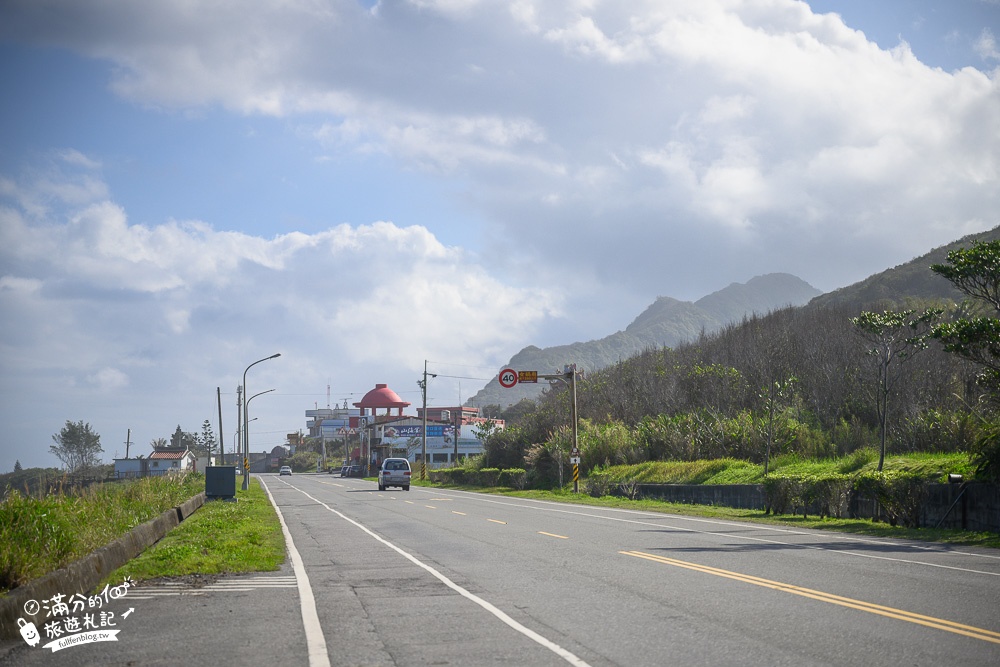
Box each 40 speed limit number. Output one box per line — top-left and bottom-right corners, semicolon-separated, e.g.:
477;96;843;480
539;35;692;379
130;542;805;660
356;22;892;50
498;368;518;388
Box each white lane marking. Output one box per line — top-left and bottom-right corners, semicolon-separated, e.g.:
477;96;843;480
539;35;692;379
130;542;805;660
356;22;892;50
260;478;331;667
417;489;1000;577
286;483;592;667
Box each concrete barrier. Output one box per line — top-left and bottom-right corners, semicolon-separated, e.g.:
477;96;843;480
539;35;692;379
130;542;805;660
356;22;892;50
0;491;205;640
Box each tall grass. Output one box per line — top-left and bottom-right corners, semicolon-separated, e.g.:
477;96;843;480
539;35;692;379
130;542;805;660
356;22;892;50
587;452;975;488
0;473;203;594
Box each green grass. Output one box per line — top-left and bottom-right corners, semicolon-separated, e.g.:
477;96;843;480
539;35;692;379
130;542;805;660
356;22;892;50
591;451;976;485
102;477;284;586
0;474;204;594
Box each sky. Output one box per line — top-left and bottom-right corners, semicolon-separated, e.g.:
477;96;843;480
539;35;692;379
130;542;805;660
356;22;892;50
1;0;998;470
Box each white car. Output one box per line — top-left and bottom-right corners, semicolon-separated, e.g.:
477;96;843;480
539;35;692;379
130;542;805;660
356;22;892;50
279;465;292;476
378;458;411;491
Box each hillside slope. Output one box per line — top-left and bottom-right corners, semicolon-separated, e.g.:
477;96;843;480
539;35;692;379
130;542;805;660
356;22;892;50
469;273;820;407
808;227;1000;310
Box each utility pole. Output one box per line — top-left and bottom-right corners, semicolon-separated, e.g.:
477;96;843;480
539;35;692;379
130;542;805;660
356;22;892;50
417;360;436;480
453;386;461;466
124;429;131;459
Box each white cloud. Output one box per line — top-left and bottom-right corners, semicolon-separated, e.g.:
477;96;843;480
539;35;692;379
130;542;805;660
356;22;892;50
976;28;1000;61
1;0;999;467
0;165;561;466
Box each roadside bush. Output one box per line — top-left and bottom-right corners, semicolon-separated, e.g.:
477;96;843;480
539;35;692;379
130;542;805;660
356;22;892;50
497;468;527;489
478;468;500;487
854;471;927;528
802;474;852;518
969;426;1000;482
525;440;565;489
585;474;610;498
763;476;804;515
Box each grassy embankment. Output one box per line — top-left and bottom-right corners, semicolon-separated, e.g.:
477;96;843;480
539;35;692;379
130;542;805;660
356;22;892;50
1;474;205;594
0;473;285;595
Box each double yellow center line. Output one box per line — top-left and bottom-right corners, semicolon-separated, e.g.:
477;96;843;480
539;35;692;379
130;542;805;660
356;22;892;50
621;551;1000;645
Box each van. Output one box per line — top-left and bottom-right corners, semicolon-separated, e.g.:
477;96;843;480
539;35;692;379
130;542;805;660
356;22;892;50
378;458;411;491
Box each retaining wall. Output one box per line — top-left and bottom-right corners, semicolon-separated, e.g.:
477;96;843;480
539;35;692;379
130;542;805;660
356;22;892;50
619;483;999;532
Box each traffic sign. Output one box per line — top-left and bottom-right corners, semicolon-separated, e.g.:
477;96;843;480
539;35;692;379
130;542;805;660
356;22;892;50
570;456;581;465
499;368;518;388
518;370;538;383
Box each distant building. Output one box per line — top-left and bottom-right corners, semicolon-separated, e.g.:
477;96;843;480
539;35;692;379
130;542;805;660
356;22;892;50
306;384;505;469
114;447;196;479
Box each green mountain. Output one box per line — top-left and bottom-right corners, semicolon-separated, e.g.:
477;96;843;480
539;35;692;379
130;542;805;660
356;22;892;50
469;273;821;407
808;227;1000;310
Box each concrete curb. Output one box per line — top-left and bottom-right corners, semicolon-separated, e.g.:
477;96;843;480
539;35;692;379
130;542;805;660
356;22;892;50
0;491;205;641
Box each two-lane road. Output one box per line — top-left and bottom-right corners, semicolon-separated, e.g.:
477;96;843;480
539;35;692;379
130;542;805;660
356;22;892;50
262;474;1000;666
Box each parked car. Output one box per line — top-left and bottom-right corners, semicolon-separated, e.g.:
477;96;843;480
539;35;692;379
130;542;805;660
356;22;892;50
378;458;411;491
279;465;292;476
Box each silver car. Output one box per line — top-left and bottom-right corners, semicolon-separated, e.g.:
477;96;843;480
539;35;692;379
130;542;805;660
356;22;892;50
378;458;411;491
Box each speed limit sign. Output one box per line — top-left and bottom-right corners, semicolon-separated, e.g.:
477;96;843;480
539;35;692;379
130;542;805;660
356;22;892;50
498;368;518;388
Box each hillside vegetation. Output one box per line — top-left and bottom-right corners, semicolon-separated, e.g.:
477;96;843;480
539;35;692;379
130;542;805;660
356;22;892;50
470;273;820;407
471;228;1000;505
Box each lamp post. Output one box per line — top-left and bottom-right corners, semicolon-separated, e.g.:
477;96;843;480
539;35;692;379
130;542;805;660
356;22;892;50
243;353;281;490
244;392;272;484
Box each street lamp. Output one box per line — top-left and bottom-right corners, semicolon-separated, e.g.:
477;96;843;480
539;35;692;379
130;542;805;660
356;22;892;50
245;390;273;480
243;353;281;490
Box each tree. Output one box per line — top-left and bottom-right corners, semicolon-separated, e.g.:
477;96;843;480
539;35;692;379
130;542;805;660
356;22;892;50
932;240;1000;389
14;460;22;472
931;240;1000;479
150;437;168;450
197;420;217;459
50;420;103;472
760;377;797;476
851;309;941;471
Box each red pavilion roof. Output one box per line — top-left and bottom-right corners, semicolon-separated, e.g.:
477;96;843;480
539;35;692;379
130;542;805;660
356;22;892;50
353;384;410;410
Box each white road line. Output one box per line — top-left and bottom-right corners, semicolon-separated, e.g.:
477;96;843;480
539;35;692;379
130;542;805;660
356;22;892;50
260;477;331;667
421;489;1000;575
283;483;592;667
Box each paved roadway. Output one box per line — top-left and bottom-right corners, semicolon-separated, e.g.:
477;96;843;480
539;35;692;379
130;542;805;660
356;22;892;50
3;473;999;666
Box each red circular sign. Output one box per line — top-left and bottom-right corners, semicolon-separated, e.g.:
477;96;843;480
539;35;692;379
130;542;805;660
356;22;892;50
498;368;518;388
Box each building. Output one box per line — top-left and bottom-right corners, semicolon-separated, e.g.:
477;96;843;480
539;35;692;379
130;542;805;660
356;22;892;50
304;384;506;469
114;447;196;479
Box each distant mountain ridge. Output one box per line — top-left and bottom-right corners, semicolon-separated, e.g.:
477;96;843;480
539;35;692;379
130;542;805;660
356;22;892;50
469;273;821;407
808;227;1000;310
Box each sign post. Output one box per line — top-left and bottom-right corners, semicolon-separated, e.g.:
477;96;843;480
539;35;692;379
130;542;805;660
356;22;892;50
499;368;518;388
498;364;580;492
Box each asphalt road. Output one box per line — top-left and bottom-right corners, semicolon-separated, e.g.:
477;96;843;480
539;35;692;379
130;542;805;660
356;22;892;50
3;473;999;666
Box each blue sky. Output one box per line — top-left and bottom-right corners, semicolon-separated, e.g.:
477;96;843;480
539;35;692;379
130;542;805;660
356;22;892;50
1;0;998;470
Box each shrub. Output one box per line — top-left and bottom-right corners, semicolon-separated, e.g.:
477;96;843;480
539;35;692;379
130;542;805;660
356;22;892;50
585;474;610;498
478;468;500;487
763;476;804;516
854;471;927;528
497;468;527;489
970;427;1000;482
